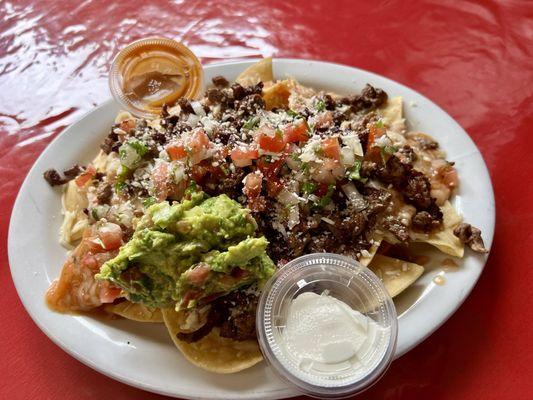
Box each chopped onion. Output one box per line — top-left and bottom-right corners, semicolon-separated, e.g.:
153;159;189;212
277;188;300;206
341;182;367;211
286;154;300;170
201;116;217;134
191;101;206;117
341;134;364;157
340;147;355;166
186;113;200;127
287;205;300;229
375;135;392;147
119;143;141;169
173;164;186;183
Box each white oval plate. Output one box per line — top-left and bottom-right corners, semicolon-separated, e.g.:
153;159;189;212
8;59;495;400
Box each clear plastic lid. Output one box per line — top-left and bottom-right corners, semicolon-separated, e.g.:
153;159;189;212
109;37;204;118
256;253;398;399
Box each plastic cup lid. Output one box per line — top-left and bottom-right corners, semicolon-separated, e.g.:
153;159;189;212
108;37;203;118
256;253;398;398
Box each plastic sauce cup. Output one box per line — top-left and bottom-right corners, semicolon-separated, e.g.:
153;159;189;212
109;37;204;118
257;253;398;398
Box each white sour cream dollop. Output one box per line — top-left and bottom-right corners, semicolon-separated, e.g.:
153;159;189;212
281;292;384;373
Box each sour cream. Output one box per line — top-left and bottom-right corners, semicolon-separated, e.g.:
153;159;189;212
279;291;390;385
256;253;397;397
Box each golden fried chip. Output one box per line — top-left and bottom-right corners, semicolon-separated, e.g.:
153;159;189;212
410;201;464;257
162;309;263;374
235;57;273;86
262;79;292;110
368;254;424;298
380;96;405;132
105;301;163;323
359;239;381;267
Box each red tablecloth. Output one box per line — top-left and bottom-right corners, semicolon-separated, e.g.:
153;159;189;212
1;1;532;399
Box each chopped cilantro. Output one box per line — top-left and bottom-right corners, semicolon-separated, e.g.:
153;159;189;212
314;147;324;156
185;180;198;196
143;197;156;207
301;162;310;174
129;140;149;156
317;184;335;208
287;109;303;119
301;181;317;195
114;181;127;193
275;128;283;138
380;145;398;165
347;159;368;183
243;116;260;130
91;208;99;220
219;165;229;175
375;119;384;129
291;153;301;163
316;100;326;112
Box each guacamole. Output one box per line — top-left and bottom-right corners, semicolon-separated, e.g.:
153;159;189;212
96;192;276;310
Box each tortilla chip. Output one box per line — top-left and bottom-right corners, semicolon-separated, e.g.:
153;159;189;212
368;254;424;298
359;239;381;267
262;79;292;110
410;201;464;257
162;309;263;374
235;57;273;86
380;97;404;128
105;301;163;323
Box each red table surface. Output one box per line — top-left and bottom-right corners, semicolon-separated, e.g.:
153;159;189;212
1;1;532;399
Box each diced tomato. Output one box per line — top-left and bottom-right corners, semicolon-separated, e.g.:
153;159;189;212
86;238;104;253
230;146;259;167
166;142;187;160
315;182;330;197
367;124;385;151
247;195;267;212
189;130;210;153
243;172;263;198
119;119;136;133
256;127;286;152
256;146;291;179
266;178;284;197
75;165;96;187
98;223;123;250
322;137;340;160
186;264;211;286
364;146;381;163
313;111;333;130
283;120;309;143
191;163;209;182
99;282;122;304
152;162;171;201
80;253;99;271
182;290;199;307
189;130;211;165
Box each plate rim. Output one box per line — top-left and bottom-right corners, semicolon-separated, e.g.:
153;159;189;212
8;57;495;399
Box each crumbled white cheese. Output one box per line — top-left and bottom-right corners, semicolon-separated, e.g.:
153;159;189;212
186;113;200;127
374;135;393;147
299;138;322;163
341;134;363;157
191;101;206;117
